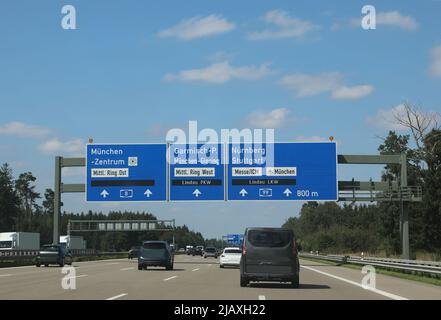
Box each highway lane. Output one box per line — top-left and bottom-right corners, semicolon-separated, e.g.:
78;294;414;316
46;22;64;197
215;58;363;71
0;255;440;300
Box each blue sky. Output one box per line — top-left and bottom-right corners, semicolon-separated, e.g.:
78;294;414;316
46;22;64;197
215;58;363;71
1;0;440;238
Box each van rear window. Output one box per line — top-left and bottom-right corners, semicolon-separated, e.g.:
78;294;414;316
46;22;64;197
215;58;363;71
247;230;291;248
143;243;166;250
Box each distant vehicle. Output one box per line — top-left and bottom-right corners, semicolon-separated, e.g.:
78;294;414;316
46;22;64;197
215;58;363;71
203;247;218;259
219;247;242;268
128;246;141;259
138;241;174;270
186;245;193;255
59;235;86;250
36;244;73;267
240;227;299;288
192;246;204;256
0;232;40;250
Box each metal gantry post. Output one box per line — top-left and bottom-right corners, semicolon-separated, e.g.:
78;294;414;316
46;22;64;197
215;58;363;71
53;156;62;245
400;153;410;260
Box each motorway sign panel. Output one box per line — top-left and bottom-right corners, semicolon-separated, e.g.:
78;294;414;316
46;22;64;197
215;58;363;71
227;142;337;201
169;144;225;201
226;234;243;245
86;144;167;202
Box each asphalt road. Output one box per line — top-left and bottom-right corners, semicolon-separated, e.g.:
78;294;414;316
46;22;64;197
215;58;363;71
0;255;440;300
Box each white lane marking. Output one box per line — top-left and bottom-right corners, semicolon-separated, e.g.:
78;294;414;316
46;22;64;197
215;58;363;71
163;276;178;281
0;265;35;270
64;274;88;280
0;274;12;277
106;293;128;300
301;265;408;300
192;268;200;272
120;267;134;271
258;295;266;300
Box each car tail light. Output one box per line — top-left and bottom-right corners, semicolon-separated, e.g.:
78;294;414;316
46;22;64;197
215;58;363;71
242;241;246;255
291;240;297;256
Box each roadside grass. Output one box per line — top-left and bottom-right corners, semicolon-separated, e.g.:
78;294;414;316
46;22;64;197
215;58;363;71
301;257;441;287
0;254;127;268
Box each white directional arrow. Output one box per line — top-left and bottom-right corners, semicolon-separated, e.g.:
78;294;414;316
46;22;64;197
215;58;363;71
283;188;292;197
100;189;109;198
239;189;248;197
144;189;153;198
193;189;202;198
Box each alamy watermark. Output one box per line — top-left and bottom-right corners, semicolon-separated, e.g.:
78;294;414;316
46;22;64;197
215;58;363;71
61;5;76;30
361;265;376;290
165;120;276;167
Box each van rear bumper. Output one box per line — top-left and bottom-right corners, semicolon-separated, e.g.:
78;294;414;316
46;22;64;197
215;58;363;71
241;272;297;282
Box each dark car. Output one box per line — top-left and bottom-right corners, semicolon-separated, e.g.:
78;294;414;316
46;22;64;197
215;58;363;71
138;241;174;270
203;247;218;258
128;246;141;259
192;246;204;256
36;244;73;267
240;227;299;288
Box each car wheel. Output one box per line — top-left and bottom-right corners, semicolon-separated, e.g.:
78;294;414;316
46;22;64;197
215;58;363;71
138;265;142;270
240;276;248;287
166;264;173;270
291;274;300;288
220;264;224;268
45;264;49;267
36;263;40;267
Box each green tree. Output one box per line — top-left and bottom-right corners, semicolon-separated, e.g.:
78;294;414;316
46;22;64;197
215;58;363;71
0;163;20;231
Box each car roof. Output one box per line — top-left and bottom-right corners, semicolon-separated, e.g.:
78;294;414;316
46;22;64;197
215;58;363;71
245;227;292;233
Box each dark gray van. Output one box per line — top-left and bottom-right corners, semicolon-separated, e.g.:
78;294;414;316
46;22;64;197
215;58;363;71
240;227;299;288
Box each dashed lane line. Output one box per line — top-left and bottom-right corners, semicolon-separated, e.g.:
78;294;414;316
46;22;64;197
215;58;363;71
106;293;128;300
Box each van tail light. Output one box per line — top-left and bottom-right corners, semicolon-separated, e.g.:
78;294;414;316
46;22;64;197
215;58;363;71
242;241;247;256
291;240;297;256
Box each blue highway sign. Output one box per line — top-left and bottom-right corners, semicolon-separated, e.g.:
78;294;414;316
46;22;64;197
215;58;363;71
227;142;337;201
169;144;225;201
226;234;243;245
86;144;167;202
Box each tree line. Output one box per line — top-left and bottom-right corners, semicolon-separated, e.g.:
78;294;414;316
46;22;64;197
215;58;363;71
283;104;441;258
0;165;210;250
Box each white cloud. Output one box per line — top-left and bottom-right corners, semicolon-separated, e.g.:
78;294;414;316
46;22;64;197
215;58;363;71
248;10;318;40
331;85;374;100
246;108;291;129
279;72;343;97
38;138;84;155
158;14;235;40
0;122;51;139
429;45;441;77
164;61;273;84
351;11;417;31
377;11;417;31
366;104;413;130
280;72;374;99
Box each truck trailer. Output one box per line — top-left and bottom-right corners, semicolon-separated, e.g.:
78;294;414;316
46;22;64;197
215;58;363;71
0;232;40;250
59;235;86;250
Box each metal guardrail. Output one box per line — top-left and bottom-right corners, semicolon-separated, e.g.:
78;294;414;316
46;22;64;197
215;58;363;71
300;253;441;277
0;249;129;261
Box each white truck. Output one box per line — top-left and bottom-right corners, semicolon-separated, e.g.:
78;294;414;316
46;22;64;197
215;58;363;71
59;235;86;250
0;232;40;250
